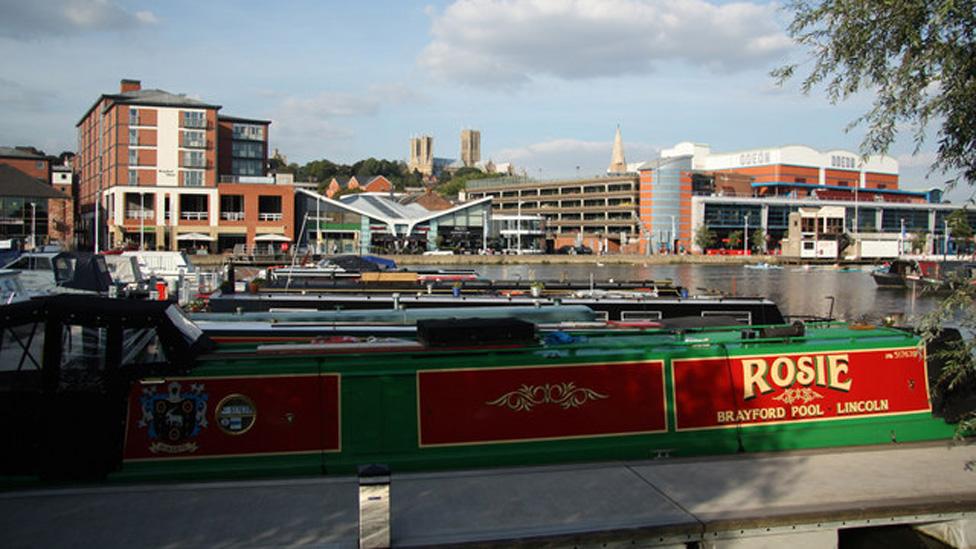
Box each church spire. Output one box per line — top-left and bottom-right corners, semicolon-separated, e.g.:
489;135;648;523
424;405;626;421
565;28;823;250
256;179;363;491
607;125;627;174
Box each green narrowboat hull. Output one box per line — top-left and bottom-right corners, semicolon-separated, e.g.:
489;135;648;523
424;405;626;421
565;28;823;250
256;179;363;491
114;323;956;482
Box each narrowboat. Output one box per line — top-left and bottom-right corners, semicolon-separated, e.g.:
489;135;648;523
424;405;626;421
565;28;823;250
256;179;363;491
207;290;785;325
0;295;960;483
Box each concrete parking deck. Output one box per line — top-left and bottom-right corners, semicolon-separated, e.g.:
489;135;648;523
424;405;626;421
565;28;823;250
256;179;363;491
2;441;974;548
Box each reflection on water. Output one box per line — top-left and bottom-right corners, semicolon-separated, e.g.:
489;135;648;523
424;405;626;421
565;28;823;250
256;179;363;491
406;263;941;322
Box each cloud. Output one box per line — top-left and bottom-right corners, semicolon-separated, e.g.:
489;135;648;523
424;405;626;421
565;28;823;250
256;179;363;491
0;78;55;111
270;84;426;160
493;137;659;177
420;0;792;87
0;0;157;39
896;151;938;169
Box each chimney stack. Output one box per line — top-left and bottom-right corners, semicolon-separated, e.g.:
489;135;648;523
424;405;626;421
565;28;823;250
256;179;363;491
120;79;141;93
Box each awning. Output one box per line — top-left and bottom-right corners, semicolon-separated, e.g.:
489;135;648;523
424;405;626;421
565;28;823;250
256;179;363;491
176;232;215;241
254;233;291;242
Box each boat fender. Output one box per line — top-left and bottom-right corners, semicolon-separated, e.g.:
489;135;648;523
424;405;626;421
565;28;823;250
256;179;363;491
544;331;587;345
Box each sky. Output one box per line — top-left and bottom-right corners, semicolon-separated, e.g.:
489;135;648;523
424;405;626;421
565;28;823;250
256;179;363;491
0;0;969;201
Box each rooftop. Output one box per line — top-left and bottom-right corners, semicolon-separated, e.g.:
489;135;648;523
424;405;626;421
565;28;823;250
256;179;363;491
0;166;67;199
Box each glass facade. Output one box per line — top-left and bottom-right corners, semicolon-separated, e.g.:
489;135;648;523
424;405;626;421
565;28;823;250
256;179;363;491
232;123;264;141
0;198;48;240
650;157;690;251
232;141;263;158
231;159;263;176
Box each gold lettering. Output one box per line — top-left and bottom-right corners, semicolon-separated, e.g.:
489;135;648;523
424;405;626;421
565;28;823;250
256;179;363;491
742;358;771;400
770;357;796;388
796;356;815;385
828;354;852;392
815;355;827;387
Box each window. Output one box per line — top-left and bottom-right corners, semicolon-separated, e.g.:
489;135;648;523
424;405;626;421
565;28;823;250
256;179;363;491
129;169;138;185
232;123;264;141
182;151;205;168
183;170;204;187
129;129;138;146
231;141;263;158
129;149;138;166
183;130;206;148
232;159;263;176
129;108;139;125
181;111;206;129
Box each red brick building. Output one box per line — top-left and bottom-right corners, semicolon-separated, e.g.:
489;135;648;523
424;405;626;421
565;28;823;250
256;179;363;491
75;79;293;252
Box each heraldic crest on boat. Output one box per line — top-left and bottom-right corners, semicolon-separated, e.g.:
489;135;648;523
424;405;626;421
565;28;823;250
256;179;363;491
138;381;209;454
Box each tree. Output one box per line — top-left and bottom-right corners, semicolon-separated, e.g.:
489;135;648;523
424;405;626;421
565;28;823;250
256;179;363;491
750;228;767;254
694;225;717;251
773;1;976;189
726;230;743;250
947;209;973;241
910;232;928;254
776;1;976;434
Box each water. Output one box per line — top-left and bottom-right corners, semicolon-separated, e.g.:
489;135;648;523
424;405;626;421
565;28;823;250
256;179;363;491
403;263;941;322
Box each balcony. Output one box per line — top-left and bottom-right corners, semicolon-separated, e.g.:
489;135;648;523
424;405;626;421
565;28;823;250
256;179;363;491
181;118;208;129
219;175;275;184
126;209;155;220
181;211;208;221
221;211;245;221
181;159;209;169
258;212;283;222
182;139;209;149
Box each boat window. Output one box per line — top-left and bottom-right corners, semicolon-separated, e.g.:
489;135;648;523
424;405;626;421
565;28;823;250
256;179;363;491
61;325;108;370
594;310;609;322
621;311;663;321
0;275;23;302
54;256;73;282
702;310;752;324
164;304;206;346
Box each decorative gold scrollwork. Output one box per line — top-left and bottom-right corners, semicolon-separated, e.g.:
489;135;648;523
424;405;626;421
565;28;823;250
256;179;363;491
486;382;608;412
772;387;823;405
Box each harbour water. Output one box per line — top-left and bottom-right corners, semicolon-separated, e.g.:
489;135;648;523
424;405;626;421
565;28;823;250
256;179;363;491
403;262;940;322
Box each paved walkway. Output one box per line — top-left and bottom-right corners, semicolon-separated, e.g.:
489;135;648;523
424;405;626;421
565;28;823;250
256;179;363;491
2;442;974;548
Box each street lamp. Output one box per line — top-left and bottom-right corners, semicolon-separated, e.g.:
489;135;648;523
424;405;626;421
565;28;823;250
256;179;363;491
744;213;750;255
944;219;950;260
516;200;522;255
29;202;36;249
139;192;145;251
670;215;676;253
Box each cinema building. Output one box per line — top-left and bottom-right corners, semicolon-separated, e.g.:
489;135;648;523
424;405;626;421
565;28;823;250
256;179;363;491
635;142;950;256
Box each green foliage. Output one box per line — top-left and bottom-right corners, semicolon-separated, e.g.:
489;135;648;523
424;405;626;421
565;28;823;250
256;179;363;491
910;232;928;254
773;0;976;188
776;1;976;436
917;279;976;437
947;208;974;241
286;156;423;191
694;225;717;250
750;228;767;253
436;170;496;197
727;230;743;249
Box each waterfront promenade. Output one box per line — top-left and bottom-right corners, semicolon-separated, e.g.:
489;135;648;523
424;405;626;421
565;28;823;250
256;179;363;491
2;441;973;548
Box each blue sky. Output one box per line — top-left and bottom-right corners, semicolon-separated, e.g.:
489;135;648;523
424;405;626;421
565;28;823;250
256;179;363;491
0;0;968;201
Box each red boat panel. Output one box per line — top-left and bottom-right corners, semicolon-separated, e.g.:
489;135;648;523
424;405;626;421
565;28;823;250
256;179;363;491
417;361;667;447
672;347;931;431
123;374;340;461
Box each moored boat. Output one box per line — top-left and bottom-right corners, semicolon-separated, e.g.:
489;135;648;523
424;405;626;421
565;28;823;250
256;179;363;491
0;295;960;482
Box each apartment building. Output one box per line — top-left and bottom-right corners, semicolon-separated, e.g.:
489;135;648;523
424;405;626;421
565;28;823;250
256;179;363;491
75;79;292;252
